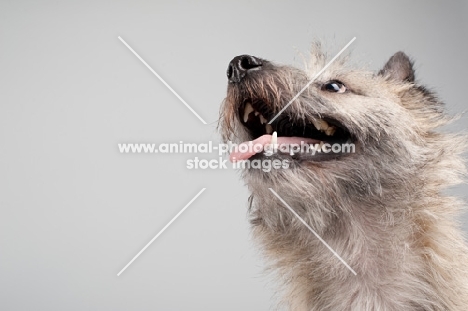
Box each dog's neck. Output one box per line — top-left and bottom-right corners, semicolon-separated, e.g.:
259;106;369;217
248;184;466;311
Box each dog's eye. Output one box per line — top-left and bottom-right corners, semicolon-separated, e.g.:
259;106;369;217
322;80;346;93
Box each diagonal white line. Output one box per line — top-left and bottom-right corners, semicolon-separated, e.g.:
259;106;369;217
117;188;206;276
268;188;357;276
118;36;207;125
268;37;356;124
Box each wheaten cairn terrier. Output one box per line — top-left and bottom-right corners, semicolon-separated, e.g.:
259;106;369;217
219;46;468;310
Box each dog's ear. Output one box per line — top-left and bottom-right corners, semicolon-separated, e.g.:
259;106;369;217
378;51;415;82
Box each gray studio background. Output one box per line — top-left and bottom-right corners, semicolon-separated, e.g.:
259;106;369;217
1;1;467;310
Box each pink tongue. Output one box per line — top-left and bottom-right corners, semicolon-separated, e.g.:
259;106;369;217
229;134;320;162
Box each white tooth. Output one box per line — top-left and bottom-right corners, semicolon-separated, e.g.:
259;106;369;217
243;103;254;123
254;111;259;116
325;126;336;136
271;131;278;146
265;124;273;134
259;114;267;124
313;119;331;131
320;120;330;131
312;119;322;130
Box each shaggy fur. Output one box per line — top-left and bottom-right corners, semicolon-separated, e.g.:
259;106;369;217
219;45;468;310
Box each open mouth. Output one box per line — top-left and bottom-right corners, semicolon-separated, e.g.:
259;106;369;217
230;99;352;162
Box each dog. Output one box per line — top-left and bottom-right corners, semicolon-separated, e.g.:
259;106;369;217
219;45;468;310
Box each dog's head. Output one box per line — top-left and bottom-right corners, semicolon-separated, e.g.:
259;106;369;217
219;45;464;226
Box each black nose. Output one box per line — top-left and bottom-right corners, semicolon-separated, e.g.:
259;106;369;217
226;55;263;83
